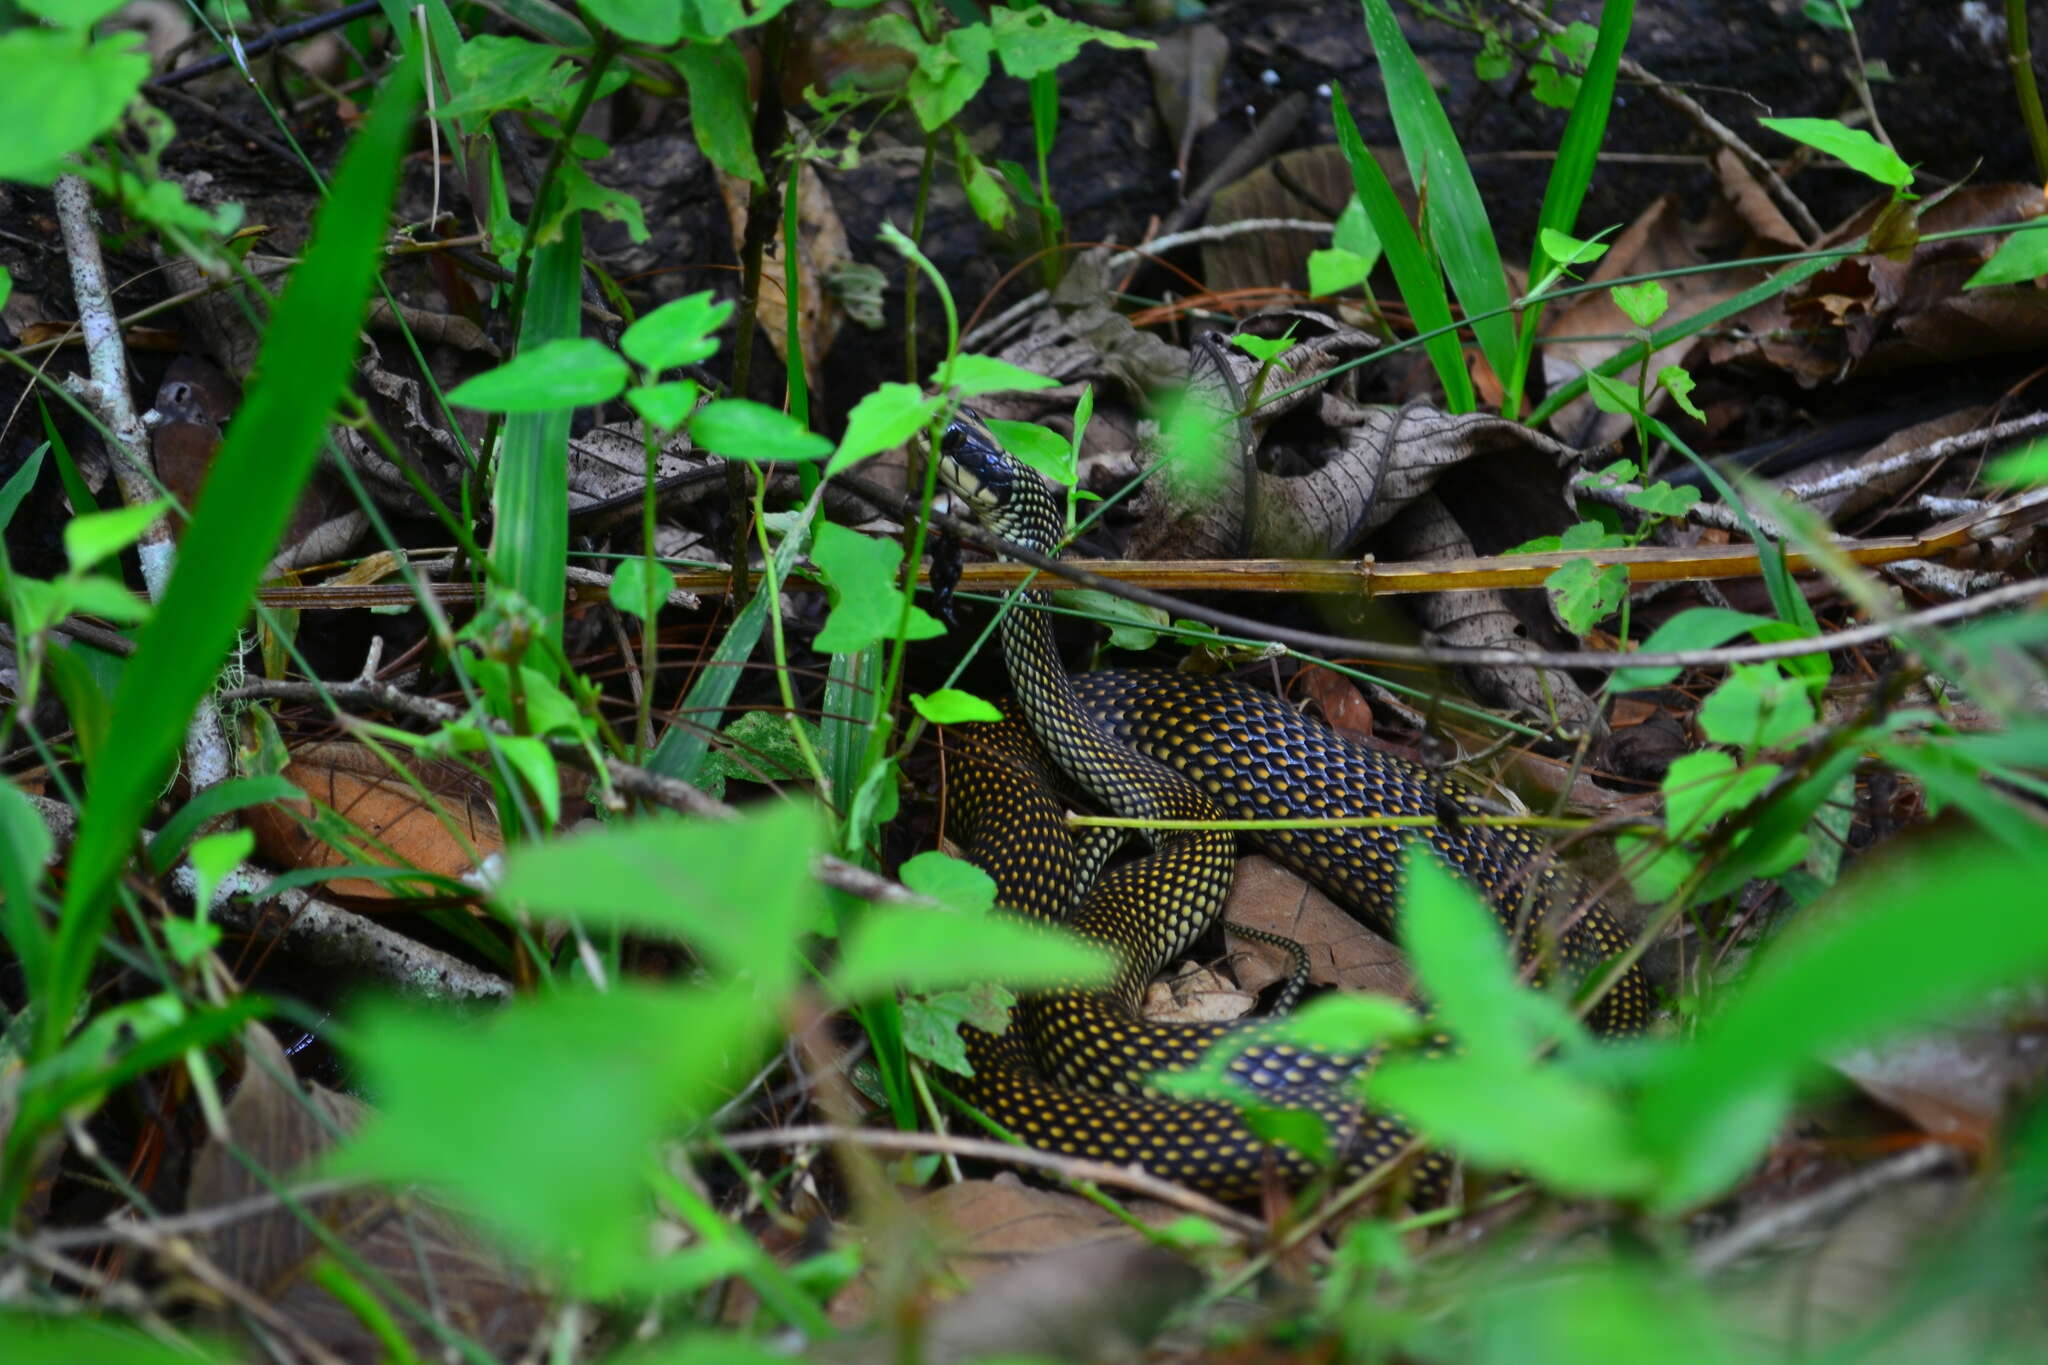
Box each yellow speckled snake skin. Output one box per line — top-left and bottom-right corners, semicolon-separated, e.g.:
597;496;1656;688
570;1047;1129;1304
933;410;1649;1198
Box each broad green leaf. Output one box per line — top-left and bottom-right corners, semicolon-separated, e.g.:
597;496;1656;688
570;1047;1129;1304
1657;365;1706;421
984;417;1074;487
32;61;420;1078
1624;480;1699;518
1359;0;1516;403
1635;836;2048;1211
59;574;150;624
621;290;733;372
437;34;575;121
0;31;149;182
1663;750;1779;843
988;5;1153;79
1584;369;1641;417
953;134;1014;232
447;337;628;412
1966;220;2048;289
688;399;831;461
1544;558;1627;635
1696;664;1814;752
626;379;700;432
496;801;825;991
832;906;1112;999
1530;20;1599;108
868;15;994;131
1609;279;1668;328
1758;115;1913;188
939;354;1058;396
62;499;168;572
551;161;648;247
334;984;770;1292
1538;227;1609;274
910;688;1003;724
1332;91;1475;411
828;383;942;474
580;0;680;44
1229;334;1293;366
694;710;821;800
1308;246;1373;297
1262;990;1418;1052
1332;194;1384;265
810;521;944;654
901;983;1012;1076
1369;1054;1651;1194
1608;606;1779;691
1398;849;1573;1064
1054;588;1168;650
19;0;132;24
673;42;761;183
609;557;675;621
897;849;997;914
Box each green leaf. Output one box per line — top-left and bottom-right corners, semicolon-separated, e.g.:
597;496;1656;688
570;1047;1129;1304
1635;835;2048;1211
1538;226;1610;274
333;983;770;1292
897;850;997;913
1584;369;1642;417
1624;480;1699;518
1986;436;2048;485
145;774;299;875
495;801;825;991
1608;606;1779;691
1543;558;1627;635
694;709;821;800
0;30;149;182
552;161;648;247
1308;246;1373;297
0;1311;235;1363
810;521;944;654
1696;664;1814;752
674;42;762;183
1663;750;1777;839
984;417;1074;487
939;354;1058;397
901;983;1013;1075
580;0;681;44
1657;364;1706;421
952;134;1014;232
1398;849;1573;1064
1358;0;1517;406
828;383;942;475
1530;20;1599;108
1758;115;1913;189
1054;588;1168;650
622;290;733;372
1229;334;1293;366
62;499;168;572
59;574;149;624
1331;194;1383;263
33;60;421;1078
910;688;1003;724
869;14;994;131
1967;219;2048;289
626;379;700;432
1332;91;1475;411
832;907;1112;999
0;781;54;996
447;337;629;412
437;34;576;121
1609;279;1668;328
688;399;831;461
609;557;675;621
0;440;44;533
988;5;1153;79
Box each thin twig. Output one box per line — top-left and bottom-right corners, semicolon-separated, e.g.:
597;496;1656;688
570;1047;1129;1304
717;1124;1265;1238
1692;1143;1961;1272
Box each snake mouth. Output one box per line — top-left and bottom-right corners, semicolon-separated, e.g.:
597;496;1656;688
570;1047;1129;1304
934;406;1012;512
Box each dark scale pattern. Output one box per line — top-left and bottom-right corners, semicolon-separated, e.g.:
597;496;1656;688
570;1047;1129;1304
929;408;1643;1198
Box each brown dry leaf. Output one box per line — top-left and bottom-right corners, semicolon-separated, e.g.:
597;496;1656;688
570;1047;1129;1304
1290;664;1375;741
1711;146;1804;250
246;741;503;903
1143;963;1257;1024
186;1027;547;1359
1220;855;1412;1002
718;157;849;393
1834;1021;2048;1151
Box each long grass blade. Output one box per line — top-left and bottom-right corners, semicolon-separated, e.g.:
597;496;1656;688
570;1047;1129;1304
1332;90;1476;411
34;60;421;1064
1358;0;1516;400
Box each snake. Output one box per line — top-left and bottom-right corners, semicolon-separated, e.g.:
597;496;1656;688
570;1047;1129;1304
930;408;1650;1198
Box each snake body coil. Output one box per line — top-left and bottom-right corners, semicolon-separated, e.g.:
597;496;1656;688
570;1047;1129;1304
933;410;1648;1198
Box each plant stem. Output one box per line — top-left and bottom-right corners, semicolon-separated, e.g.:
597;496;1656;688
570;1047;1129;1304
2010;0;2048;184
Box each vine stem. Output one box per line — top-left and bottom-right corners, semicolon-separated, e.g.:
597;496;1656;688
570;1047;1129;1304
2009;0;2048;184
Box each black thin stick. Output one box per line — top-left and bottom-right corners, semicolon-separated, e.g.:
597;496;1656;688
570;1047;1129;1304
148;0;386;89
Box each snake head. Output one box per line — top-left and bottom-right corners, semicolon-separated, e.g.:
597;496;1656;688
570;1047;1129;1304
934;406;1016;516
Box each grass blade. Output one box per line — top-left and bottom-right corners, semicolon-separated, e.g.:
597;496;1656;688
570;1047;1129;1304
1358;0;1515;400
31;59;421;1067
1506;0;1635;417
491;211;581;655
1332;90;1476;411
